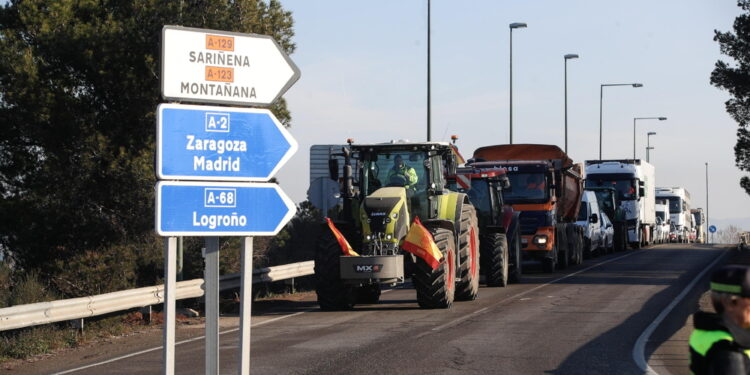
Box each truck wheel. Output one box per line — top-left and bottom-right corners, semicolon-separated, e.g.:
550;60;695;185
509;228;523;283
557;227;569;269
413;228;456;309
356;284;381;304
456;205;480;301
481;232;509;287
583;237;593;259
566;225;582;265
314;230;355;311
542;255;556;273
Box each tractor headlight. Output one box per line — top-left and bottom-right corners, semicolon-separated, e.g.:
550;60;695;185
386;234;392;240
365;235;372;240
392;213;398;219
385;217;391;223
533;235;548;246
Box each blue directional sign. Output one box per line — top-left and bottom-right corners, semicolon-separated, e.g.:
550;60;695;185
157;103;298;181
709;225;717;233
156;181;296;236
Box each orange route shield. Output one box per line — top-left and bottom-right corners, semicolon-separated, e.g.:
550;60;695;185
325;218;359;256
402;217;444;270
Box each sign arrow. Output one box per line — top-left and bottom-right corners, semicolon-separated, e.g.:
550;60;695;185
155;181;296;236
156;103;298;181
161;25;300;107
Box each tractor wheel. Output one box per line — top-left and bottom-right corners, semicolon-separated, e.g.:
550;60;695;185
314;230;355;311
413;228;456;309
509;227;523;283
356;284;381;304
456;205;480;301
481;232;509;287
557;227;569;269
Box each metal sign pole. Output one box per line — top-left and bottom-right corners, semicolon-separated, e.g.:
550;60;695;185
163;237;177;375
205;237;220;375
238;237;254;375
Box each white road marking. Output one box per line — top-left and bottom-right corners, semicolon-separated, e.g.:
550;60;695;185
53;289;398;374
631;249;727;375
416;251;641;338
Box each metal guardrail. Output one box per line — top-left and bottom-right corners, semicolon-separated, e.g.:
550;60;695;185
0;261;315;332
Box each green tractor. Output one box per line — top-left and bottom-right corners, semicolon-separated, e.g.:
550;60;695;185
314;141;481;310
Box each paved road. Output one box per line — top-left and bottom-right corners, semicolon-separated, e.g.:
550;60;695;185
20;244;726;375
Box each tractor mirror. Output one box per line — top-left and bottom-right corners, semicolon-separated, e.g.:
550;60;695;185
328;159;339;181
590;213;599;224
500;175;511;189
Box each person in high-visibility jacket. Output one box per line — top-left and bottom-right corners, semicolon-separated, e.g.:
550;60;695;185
387;155;418;191
689;265;750;374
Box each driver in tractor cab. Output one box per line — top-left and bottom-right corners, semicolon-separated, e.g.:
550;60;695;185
387;154;418;193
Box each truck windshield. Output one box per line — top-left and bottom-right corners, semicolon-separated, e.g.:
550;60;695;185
656;211;666;220
667;197;682;214
585;174;637;200
503;173;548;203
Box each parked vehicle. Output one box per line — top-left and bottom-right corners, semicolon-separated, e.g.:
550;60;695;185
313;140;481;310
692;208;706;243
599;211;615;253
656;187;692;243
585;187;628;252
447;166;522;286
576;191;605;257
472;144;585;273
654;199;670;244
585;160;656;248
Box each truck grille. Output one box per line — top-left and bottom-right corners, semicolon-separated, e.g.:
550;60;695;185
519;212;549;235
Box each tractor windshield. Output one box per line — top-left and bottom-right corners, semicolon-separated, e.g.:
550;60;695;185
361;150;429;218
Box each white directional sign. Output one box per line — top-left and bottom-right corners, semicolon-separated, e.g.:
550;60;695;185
156;103;298;181
161;25;300;107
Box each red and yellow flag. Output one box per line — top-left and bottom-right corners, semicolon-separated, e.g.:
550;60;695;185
325;218;359;256
402;217;444;270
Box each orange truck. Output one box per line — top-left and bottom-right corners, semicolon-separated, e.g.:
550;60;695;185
471;144;585;272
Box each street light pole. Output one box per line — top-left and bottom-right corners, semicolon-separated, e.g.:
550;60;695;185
646;131;656;163
427;0;431;141
599;83;643;160
564;54;579;154
633;117;666;159
706;162;710;244
509;22;527;144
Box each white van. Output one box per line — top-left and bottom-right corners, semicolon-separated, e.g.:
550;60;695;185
576;191;604;257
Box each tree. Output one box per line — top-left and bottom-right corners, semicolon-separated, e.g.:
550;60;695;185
711;0;750;195
0;0;296;296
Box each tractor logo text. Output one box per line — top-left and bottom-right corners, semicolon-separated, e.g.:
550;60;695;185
354;264;383;273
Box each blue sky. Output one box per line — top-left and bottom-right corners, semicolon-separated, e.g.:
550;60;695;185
274;0;748;228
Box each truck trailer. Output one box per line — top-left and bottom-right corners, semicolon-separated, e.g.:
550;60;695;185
585;159;656;248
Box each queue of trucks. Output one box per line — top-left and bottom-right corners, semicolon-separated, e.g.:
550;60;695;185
308;141;706;310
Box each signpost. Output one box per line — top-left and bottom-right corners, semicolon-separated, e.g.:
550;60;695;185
709;225;717;233
161;26;300;106
158;25;299;375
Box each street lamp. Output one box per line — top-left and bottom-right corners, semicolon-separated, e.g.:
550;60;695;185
427;0;431;141
564;54;579;154
706;162;710;243
509;22;527;144
599;83;643;159
633;117;666;159
646;131;656;162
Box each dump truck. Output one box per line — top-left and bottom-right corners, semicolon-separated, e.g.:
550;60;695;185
585;159;656;248
447;165;522;286
585;187;628;252
471;144;585;273
314;140;481;310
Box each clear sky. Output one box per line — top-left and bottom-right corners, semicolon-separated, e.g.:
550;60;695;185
273;1;745;227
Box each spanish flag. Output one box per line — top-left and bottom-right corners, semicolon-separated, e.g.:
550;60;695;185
402;217;444;270
325;218;359;256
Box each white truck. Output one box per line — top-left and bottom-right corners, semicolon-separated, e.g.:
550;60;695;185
585;159;656;248
654;199;670;244
656;187;692;243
